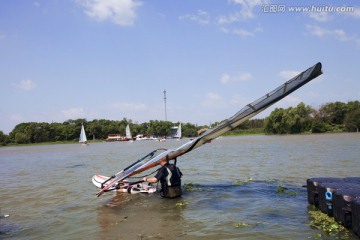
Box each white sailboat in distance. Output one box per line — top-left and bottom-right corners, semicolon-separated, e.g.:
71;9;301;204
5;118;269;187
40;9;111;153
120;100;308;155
126;124;133;142
79;123;89;145
175;123;182;140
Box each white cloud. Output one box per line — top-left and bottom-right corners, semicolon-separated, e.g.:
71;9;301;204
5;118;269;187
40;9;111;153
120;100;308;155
232;28;255;37
61;108;86;119
279;70;300;80
13;79;36;90
202;92;225;108
179;10;210;25
308;12;331;22
308;7;360;22
220;25;262;37
217;12;244;25
229;94;250;106
220;72;252;84
273;95;302;109
221;74;230;84
306;25;360;46
76;0;142;26
344;7;360;19
217;0;268;24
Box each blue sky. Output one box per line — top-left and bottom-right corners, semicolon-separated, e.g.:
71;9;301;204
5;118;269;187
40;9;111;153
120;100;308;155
1;0;359;134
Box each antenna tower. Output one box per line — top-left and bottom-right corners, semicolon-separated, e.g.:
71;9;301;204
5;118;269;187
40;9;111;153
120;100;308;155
163;90;167;121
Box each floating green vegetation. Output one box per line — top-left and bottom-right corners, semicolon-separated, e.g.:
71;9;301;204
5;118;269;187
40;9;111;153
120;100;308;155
175;201;188;207
276;183;287;194
183;183;202;191
275;183;298;196
308;209;350;239
233;177;252;185
264;178;276;182
234;222;251;228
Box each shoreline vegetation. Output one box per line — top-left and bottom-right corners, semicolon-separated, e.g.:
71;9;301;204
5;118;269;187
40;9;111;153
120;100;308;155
1;101;359;147
1;129;358;149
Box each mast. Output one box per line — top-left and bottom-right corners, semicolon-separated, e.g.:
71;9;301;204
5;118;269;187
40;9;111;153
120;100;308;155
163;90;167;121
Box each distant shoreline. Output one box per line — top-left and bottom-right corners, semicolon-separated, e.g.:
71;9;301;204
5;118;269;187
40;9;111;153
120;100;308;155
2;131;356;148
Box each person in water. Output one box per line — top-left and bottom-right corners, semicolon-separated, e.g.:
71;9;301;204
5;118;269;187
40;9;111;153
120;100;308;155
143;157;183;198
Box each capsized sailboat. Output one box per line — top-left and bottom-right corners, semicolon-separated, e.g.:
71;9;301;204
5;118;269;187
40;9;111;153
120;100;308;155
94;62;323;197
79;124;88;145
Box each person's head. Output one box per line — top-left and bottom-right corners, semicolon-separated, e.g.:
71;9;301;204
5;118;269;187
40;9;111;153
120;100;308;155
160;158;169;166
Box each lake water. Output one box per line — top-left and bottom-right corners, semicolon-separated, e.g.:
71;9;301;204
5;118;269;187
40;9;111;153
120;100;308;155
0;133;359;239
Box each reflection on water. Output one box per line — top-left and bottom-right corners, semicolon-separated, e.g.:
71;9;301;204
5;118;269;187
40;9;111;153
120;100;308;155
0;133;359;239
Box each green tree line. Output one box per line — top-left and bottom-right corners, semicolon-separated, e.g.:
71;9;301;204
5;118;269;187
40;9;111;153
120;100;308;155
264;101;360;134
0;101;359;146
0;118;203;145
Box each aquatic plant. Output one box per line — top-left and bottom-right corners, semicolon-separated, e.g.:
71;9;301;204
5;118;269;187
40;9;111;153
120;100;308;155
175;201;188;207
183;183;202;191
234;222;251;228
275;183;298;196
308;209;350;239
265;178;276;182
276;183;287;194
233;177;252;185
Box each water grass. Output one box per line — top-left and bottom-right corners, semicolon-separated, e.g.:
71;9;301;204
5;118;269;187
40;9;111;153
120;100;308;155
233;177;252;185
308;208;350;239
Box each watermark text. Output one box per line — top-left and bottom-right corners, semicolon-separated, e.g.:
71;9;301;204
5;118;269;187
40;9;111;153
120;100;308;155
262;5;355;13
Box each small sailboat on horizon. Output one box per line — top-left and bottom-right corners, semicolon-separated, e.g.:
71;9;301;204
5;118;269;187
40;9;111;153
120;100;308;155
126;124;133;142
175;123;182;140
79;123;89;145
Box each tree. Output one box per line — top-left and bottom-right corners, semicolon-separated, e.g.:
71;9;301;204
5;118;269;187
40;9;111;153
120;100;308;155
318;102;347;125
264;108;287;134
0;131;10;146
344;101;360;132
286;103;312;133
264;103;312;134
14;132;29;144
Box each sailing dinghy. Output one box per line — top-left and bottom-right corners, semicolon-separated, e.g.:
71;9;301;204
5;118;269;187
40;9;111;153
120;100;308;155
175;123;182;140
94;62;323;197
92;174;156;194
79;124;88;145
126;124;133;142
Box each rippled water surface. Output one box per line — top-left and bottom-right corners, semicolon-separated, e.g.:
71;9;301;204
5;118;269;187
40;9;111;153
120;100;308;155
1;133;359;239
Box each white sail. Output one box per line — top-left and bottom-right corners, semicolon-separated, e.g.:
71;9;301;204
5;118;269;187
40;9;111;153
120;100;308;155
174;123;182;138
79;124;88;144
126;124;132;139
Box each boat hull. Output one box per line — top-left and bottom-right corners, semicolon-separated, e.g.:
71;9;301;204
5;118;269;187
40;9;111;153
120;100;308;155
92;174;156;194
